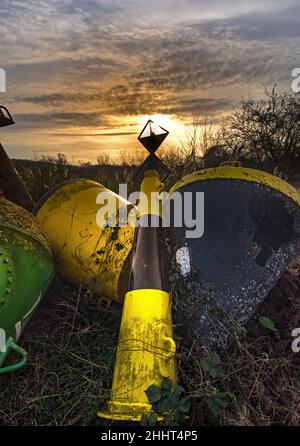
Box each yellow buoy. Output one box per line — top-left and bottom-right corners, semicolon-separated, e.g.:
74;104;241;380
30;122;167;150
98;169;177;421
33;178;135;302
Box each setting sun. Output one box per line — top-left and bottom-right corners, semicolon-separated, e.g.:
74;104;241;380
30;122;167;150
138;114;176;133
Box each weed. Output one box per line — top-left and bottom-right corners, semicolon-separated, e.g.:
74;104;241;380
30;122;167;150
142;377;191;426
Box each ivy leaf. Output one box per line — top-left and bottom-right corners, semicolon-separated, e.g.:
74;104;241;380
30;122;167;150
167;392;180;409
179;398;191;413
140;414;149;426
207;392;229;417
145;385;161;404
168;386;185;408
162;377;173;391
154;397;170;415
178;410;187;424
164;413;175;426
200;352;224;378
259;316;277;332
148;413;157;426
210;365;224;378
174;386;185;396
161;388;170;398
207;398;221;417
216;393;229;408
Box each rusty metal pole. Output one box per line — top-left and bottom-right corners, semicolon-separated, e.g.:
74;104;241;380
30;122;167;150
0;143;35;211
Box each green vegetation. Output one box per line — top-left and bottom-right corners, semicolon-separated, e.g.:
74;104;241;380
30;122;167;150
142;377;191;426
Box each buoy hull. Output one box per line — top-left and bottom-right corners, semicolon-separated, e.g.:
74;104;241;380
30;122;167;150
0;198;54;372
170;167;300;348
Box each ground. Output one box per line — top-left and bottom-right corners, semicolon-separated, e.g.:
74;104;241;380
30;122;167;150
0;258;299;426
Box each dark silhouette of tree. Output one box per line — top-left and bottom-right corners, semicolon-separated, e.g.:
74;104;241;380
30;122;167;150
203;144;229;167
219;87;300;171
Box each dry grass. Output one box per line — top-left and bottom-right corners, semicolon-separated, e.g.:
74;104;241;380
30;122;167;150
176;257;300;426
0;279;122;426
0;259;299;426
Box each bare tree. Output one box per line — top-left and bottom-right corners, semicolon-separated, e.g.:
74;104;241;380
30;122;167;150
219;87;300;169
96;152;113;165
180;115;217;161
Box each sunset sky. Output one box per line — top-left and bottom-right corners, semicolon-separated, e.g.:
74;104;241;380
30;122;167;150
1;0;299;162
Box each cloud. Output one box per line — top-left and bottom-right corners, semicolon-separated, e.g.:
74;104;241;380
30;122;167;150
1;0;300;160
197;4;300;41
17;91;105;107
105;81;234;117
41;131;137;137
12;112;103;129
164;97;234;115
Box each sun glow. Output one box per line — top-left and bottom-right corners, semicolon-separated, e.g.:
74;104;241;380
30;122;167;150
138;114;178;133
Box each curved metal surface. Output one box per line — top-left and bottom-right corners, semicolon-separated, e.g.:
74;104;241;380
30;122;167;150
0;198;54;372
169;173;300;349
35;178;135;302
